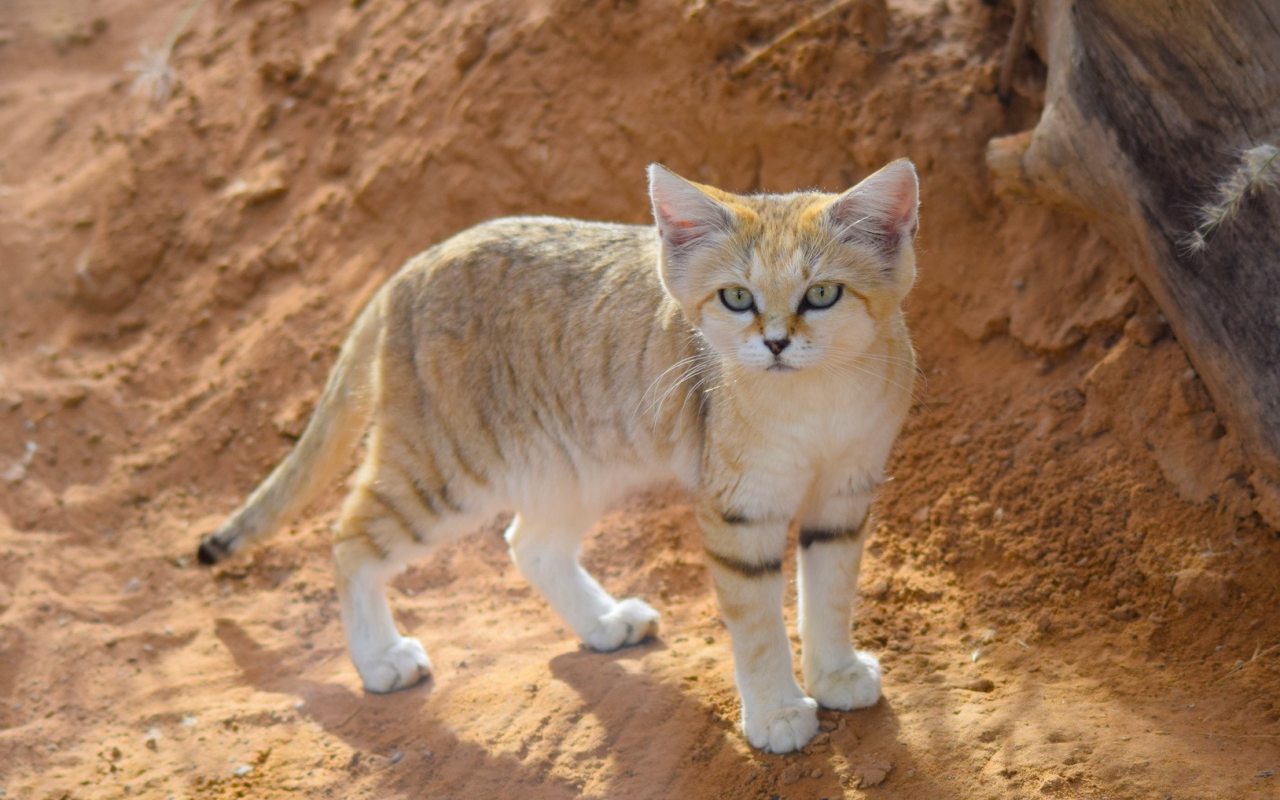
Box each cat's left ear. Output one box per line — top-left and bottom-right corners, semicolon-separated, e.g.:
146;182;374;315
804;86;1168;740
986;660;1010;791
648;164;738;304
826;158;919;269
648;164;734;253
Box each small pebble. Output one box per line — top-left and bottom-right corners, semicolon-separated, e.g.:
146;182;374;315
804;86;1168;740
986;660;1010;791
232;764;253;777
962;678;996;693
1123;312;1166;346
779;764;802;785
123;577;141;594
389;750;403;764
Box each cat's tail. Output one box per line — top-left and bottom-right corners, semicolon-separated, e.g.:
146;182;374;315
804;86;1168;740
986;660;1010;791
197;291;385;565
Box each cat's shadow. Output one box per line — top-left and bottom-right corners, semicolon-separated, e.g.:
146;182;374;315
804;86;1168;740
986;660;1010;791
215;619;941;796
549;644;942;798
214;617;432;738
214;618;586;798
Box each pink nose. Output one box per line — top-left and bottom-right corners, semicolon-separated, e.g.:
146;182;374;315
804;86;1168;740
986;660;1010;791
764;338;790;355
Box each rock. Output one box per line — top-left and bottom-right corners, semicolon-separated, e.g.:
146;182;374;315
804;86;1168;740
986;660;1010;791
455;26;488;72
961;678;995;693
60;385;89;409
854;759;893;788
1171;568;1235;606
1123;312;1167;346
272;397;312;440
222;161;289;207
779;764;803;785
864;578;891;599
1171;369;1214;415
1250;471;1280;531
1;441;37;484
1110;604;1140;622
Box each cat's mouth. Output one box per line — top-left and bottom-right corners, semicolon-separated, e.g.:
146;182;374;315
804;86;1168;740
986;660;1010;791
767;362;796;373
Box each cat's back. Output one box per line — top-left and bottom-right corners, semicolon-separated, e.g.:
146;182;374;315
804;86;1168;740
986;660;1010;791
402;216;659;312
371;215;700;492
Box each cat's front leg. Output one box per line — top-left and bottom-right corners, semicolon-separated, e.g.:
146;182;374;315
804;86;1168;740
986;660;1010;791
699;499;818;754
797;489;881;711
505;511;659;651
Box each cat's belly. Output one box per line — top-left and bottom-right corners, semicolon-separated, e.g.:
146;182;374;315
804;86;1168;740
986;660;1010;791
488;438;698;517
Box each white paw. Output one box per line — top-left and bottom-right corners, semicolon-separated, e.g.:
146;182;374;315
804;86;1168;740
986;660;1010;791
807;650;882;711
742;696;820;753
357;637;432;693
583;597;660;651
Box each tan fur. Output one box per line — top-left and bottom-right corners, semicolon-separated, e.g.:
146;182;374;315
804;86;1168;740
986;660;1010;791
199;160;920;754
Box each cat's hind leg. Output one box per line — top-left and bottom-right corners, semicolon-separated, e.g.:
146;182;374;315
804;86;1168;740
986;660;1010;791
334;532;432;693
332;457;458;693
505;511;659;651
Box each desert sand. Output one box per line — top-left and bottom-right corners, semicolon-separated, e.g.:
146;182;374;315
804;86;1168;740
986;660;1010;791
0;1;1277;798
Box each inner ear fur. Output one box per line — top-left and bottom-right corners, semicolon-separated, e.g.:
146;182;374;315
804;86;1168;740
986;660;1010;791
825;159;919;263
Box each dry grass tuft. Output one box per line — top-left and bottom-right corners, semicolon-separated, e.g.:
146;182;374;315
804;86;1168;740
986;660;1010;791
124;0;208;106
1185;142;1279;254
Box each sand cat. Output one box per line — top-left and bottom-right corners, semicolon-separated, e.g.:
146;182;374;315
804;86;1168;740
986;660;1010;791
197;160;919;753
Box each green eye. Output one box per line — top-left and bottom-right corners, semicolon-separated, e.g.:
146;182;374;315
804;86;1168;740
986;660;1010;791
719;286;756;312
802;283;842;310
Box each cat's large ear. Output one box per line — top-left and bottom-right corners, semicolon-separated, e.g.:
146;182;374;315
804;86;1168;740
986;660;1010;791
648;164;738;305
826;158;919;270
648;164;734;254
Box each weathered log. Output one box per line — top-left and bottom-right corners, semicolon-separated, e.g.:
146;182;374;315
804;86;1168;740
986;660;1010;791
987;1;1280;522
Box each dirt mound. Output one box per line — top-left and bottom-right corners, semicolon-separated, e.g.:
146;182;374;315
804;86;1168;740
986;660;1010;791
1;1;1276;798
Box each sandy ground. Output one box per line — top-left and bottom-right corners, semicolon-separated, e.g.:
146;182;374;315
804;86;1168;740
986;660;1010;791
1;1;1278;798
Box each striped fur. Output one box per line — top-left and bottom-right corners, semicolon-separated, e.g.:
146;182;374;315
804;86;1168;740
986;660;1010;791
198;160;920;753
799;517;868;549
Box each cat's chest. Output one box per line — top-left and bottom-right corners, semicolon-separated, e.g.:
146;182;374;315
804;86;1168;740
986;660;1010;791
779;391;900;466
726;379;906;474
701;384;904;520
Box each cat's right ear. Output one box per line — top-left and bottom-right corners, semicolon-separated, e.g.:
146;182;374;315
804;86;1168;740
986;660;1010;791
647;164;733;254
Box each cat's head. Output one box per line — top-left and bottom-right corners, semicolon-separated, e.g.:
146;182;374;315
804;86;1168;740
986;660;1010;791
648;160;918;374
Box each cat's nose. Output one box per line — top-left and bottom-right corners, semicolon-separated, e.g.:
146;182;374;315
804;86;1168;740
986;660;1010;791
764;337;791;355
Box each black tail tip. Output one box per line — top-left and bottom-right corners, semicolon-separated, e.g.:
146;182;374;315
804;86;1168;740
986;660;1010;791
197;536;229;566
